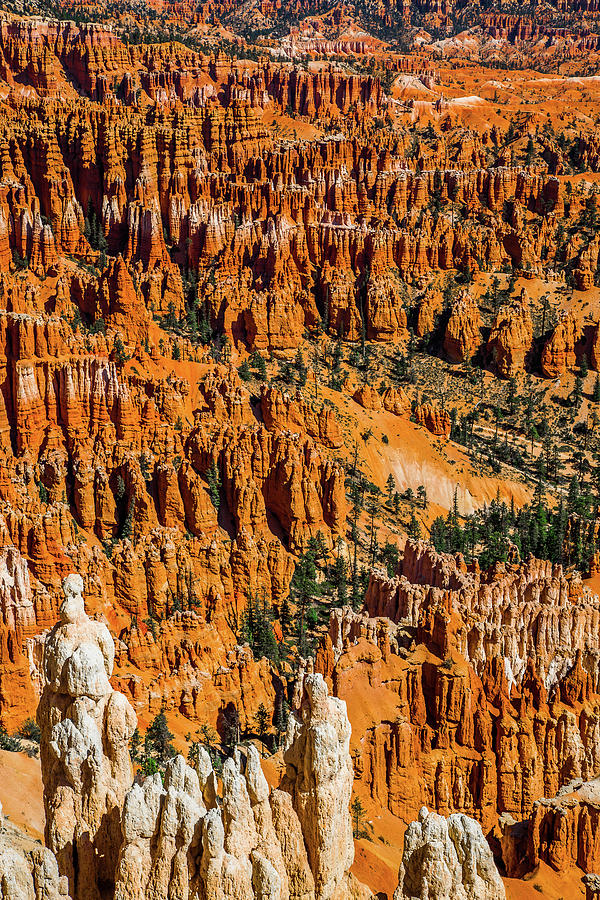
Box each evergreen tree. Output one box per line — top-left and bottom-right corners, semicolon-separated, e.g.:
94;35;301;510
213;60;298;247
294;349;308;386
279;595;292;639
240;594;279;663
290;547;320;654
407;511;421;540
385;473;395;504
146;709;176;766
206;460;221;510
113;335;128;368
239;359;252;382
252;351;267;381
273;694;289;748
351;796;366;839
332;546;348;607
130;727;142;762
254;703;270;757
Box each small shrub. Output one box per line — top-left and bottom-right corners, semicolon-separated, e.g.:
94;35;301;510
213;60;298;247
0;725;23;752
20;718;41;743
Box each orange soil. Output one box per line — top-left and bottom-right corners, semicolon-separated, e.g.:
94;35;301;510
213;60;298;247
0;750;44;841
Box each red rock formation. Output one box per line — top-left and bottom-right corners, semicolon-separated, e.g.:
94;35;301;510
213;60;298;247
541;311;580;378
444;292;482;362
503;777;600;876
414;402;451;438
486;290;533;378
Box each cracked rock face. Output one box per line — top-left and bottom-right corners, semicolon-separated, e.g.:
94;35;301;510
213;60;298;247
114;675;368;900
0;808;71;900
33;587;370;900
282;673;356;900
37;573;136;900
394;807;505;900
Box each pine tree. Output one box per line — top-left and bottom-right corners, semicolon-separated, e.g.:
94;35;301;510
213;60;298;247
290;548;320;653
351;796;366;839
294;349;307;386
273;695;289;748
254;703;270;757
206;461;221;510
593;375;600;403
279;595;292;638
252;352;267;381
146;709;176;765
239;359;252;382
130;727;142;762
386;473;395;504
407;511;421;540
113;335;128;368
332;547;348;607
241;594;279;663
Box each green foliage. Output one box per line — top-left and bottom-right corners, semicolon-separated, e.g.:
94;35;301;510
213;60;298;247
113;334;129;368
89;317;106;335
240;594;279;663
145;709;176;767
294;349;308;386
253;702;271;756
251;351;267;381
239;359;252;382
273;694;289;748
83;200;108;252
19;718;41;743
430;490;596;573
0;724;23;751
351;796;367;839
380;541;399;577
290;544;321;654
120;501;134;540
206;460;221;510
11;249;29;271
332;548;348;607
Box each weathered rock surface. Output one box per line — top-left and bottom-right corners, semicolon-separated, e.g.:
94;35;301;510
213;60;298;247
31;589;371;900
37;573;136;899
394;807;505;900
0;814;71;900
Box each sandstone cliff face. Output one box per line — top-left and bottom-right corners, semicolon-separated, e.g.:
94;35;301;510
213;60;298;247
541;311;580;378
502;776;600;877
0;353;344;731
486;291;533;377
414;403;451;438
443;292;482;363
311;541;600;837
282;673;356;900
